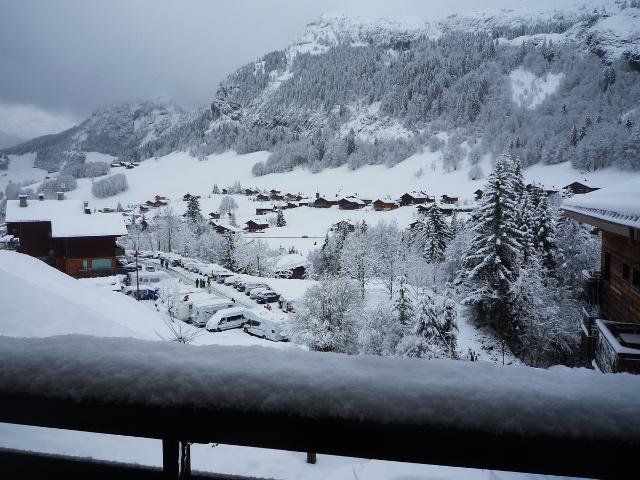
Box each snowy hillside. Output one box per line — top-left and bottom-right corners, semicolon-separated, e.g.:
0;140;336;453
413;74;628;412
2;1;639;180
1;98;189;172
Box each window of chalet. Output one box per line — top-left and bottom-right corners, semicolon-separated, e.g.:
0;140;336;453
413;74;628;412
633;268;640;289
91;258;111;270
603;252;611;280
623;263;630;282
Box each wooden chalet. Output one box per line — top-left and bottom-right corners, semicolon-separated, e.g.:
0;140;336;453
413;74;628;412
285;202;300;209
271;193;284;201
373;199;399;211
313;196;337;208
5;195;127;278
338;197;366;210
222;188;229;195
245;219;269;232
564;182;600;195
256;206;275;216
273;254;308;279
210;221;240;236
256;193;270;202
441;195;459;205
563;178;640;373
244;188;260;196
284;193;303;202
399;191;429;206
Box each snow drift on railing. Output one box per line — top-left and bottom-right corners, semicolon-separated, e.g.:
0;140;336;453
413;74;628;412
1;335;639;443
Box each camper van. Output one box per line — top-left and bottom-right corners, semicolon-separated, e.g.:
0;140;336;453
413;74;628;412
192;298;235;327
206;307;248;332
176;292;216;322
127;270;169;287
243;317;287;342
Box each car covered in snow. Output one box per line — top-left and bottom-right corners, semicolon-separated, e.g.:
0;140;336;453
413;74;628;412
240;282;269;294
256;291;280;304
248;287;272;299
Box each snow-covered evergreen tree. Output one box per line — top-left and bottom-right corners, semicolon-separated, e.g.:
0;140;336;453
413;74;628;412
185;196;202;223
421;203;452;262
462;155;522;339
276;209;286;227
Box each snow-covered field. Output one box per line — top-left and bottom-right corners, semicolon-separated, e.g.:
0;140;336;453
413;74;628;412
7;145;631;256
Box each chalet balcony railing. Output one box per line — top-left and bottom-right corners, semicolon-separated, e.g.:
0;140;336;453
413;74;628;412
594;319;640;374
581;269;602;305
76;266;127;278
1;335;639;479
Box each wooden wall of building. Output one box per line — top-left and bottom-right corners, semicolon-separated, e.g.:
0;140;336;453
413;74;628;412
6;221;53;260
601;231;640;324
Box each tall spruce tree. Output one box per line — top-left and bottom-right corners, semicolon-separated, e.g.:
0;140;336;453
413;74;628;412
393;275;414;330
533;194;558;272
186;196;202;223
276;209;286;227
463;155;522;337
422;203;452;262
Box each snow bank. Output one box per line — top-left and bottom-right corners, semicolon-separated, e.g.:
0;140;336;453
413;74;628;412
0;251;169;339
1;334;640;444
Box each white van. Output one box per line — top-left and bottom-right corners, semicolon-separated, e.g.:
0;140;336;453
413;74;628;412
243;317;287;342
192;298;235;327
206;307;248;332
176;292;216;322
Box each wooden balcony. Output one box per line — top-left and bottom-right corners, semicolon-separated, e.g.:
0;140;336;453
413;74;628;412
594;320;640;374
1;335;639;479
581;269;602;305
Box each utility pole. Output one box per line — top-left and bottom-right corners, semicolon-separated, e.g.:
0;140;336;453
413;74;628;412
134;246;141;301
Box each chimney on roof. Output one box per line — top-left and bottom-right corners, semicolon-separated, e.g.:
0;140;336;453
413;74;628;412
56;191;64;201
38;192;44;201
18;194;28;207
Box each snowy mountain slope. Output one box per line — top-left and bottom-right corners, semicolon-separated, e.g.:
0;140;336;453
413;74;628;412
3;1;639;180
1;98;190;172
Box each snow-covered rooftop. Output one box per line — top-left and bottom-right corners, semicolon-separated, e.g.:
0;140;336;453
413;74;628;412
562;176;640;229
5;199;127;238
274;253;309;272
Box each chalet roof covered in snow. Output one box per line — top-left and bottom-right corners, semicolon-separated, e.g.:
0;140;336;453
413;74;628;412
562;177;640;229
273;253;309;272
5;199;127;238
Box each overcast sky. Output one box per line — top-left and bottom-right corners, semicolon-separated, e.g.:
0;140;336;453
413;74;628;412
0;0;569;145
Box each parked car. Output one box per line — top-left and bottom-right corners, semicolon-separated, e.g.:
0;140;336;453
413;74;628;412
144;265;156;272
206;307;248;332
216;272;234;283
124;286;159;301
256;291;280;304
243;317;287;342
249;287;271;299
124;263;142;272
223;276;243;286
240;282;269;293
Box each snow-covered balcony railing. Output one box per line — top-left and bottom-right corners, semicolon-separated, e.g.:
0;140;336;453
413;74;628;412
595;319;640;374
76;266;127;279
1;336;640;479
